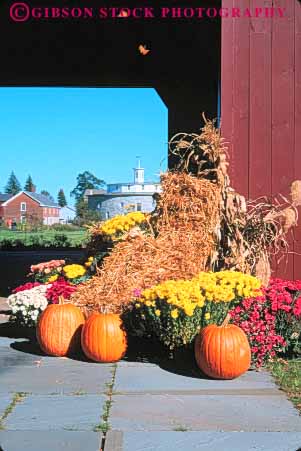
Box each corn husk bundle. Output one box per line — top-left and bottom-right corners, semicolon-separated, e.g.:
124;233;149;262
169;115;300;285
72;173;220;314
169;116;249;273
169;113;229;189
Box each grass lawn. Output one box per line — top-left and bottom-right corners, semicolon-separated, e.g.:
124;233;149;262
268;358;301;414
0;229;88;247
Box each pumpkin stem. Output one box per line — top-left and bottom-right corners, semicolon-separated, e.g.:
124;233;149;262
58;296;65;305
221;313;231;327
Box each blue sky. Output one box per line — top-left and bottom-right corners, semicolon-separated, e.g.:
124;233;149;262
0;88;168;206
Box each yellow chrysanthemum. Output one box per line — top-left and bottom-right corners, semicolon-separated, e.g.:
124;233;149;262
139;271;261;316
47;274;58;283
171;309;179;319
99;212;147;239
155;309;161;317
63;264;86;279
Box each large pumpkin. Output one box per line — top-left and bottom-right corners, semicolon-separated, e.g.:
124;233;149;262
194;314;251;379
37;296;85;357
81;313;127;363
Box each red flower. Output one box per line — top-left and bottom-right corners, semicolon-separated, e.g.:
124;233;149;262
12;282;41;293
46;278;78;304
293;297;301;316
229;277;301;367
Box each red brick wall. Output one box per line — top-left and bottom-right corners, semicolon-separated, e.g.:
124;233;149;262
0;193;42;223
42;207;60;217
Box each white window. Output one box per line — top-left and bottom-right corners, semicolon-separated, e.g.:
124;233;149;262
20;215;26;223
97;203;101;210
128;185;131;191
120;202;124;208
106;212;110;219
20;202;26;212
136;203;142;212
141;185;144;190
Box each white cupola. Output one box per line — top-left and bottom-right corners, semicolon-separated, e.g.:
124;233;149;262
133;156;145;184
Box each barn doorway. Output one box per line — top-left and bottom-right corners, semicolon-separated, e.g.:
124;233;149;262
0;0;221;167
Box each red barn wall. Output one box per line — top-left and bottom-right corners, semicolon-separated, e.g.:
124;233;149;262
221;0;301;279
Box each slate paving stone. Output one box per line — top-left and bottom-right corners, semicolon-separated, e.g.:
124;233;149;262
110;393;301;432
0;338;24;348
0;356;114;394
38;354;111;368
0;430;100;451
114;364;277;393
0;329;300;449
0;345;39;369
5;394;105;431
106;431;301;451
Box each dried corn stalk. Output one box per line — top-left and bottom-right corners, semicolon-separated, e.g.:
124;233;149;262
290;180;301;207
169;115;300;285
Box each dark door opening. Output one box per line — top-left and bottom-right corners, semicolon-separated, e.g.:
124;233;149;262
0;0;221;167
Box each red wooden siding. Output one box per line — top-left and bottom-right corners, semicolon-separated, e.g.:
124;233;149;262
294;0;301;279
221;0;250;197
221;0;301;279
249;0;272;201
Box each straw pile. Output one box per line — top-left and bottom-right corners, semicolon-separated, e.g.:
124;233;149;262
151;172;220;236
72;173;221;314
72;116;300;310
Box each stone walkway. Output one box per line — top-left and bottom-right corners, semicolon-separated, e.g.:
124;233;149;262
0;298;300;450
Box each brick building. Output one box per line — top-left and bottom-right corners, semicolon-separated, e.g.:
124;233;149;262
0;191;60;226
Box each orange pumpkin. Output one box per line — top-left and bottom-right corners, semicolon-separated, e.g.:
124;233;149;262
37;296;85;357
194;314;251;379
81;312;127;363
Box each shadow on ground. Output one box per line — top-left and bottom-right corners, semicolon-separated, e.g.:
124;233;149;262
1;322;210;379
11;339;45;356
123;336;210;379
0;322;90;362
0;322;35;339
10;339;93;363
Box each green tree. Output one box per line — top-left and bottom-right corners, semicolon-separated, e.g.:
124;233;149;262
57;189;67;207
24;175;35;192
75;198;101;224
40;190;54;201
71;171;105;201
5;171;21;195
